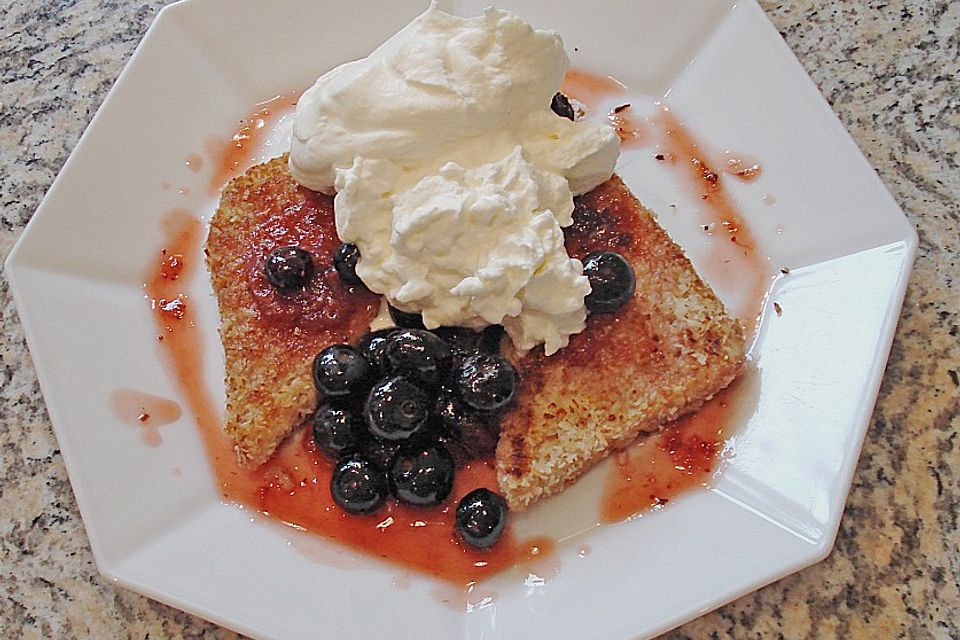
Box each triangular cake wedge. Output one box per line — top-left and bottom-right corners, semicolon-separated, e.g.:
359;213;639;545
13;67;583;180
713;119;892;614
205;156;378;466
496;176;746;511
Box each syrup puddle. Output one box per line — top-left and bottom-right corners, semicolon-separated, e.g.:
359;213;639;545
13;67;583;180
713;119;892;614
600;374;759;523
523;555;561;588
562;68;628;104
109;388;182;447
184;153;203;172
720;150;762;182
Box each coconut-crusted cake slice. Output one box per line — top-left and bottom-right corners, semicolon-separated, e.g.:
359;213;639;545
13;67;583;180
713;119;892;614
496;176;746;511
205;156;378;466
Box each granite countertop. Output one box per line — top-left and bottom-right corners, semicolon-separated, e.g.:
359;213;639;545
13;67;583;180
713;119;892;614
1;1;957;638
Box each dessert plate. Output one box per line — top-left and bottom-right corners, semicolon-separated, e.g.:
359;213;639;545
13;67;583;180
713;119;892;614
5;0;916;638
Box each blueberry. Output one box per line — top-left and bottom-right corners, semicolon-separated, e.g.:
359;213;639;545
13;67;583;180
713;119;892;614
455;354;518;413
550;92;576;121
365;376;430;441
480;325;505;354
330;454;387;514
312;345;370;398
455;488;508;549
434;387;499;460
357;328;397;373
388;442;455;506
264;246;314;290
364;439;402;470
381;329;452;387
333;243;363;286
582;251;636;313
432;327;485;366
433;327;482;353
313;404;366;459
388;304;426;329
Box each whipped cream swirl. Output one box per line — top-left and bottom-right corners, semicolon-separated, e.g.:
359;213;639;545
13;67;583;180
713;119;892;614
290;3;620;354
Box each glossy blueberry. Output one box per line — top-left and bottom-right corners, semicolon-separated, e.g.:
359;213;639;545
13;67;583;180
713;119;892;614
388;304;426;329
455;488;508;549
363;439;402;470
434;386;499;460
582;251;636;313
433;326;505;368
356;328;397;373
432;327;482;355
550;92;575;121
455;354;518;413
312;404;366;459
330;454;387;514
388;442;456;506
263;245;314;290
365;376;430;441
333;243;363;286
480;324;506;354
312;345;370;398
430;327;482;366
381;329;452;387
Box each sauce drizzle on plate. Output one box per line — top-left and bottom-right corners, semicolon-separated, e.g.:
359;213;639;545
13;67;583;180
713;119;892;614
563;69;771;520
204;91;299;195
109;388;182;447
600;379;744;523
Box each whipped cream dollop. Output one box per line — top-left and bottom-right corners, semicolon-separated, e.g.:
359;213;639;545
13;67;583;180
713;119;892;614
289;3;620;354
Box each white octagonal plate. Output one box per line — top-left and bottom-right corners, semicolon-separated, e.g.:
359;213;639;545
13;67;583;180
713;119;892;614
5;1;916;639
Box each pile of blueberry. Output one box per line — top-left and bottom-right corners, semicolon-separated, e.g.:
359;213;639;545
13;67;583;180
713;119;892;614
304;244;635;549
264;236;636;548
310;302;515;548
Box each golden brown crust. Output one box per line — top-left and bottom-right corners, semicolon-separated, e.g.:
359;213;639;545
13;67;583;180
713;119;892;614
494;176;746;510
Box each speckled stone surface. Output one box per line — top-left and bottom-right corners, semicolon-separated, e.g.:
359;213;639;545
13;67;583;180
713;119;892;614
1;1;957;638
